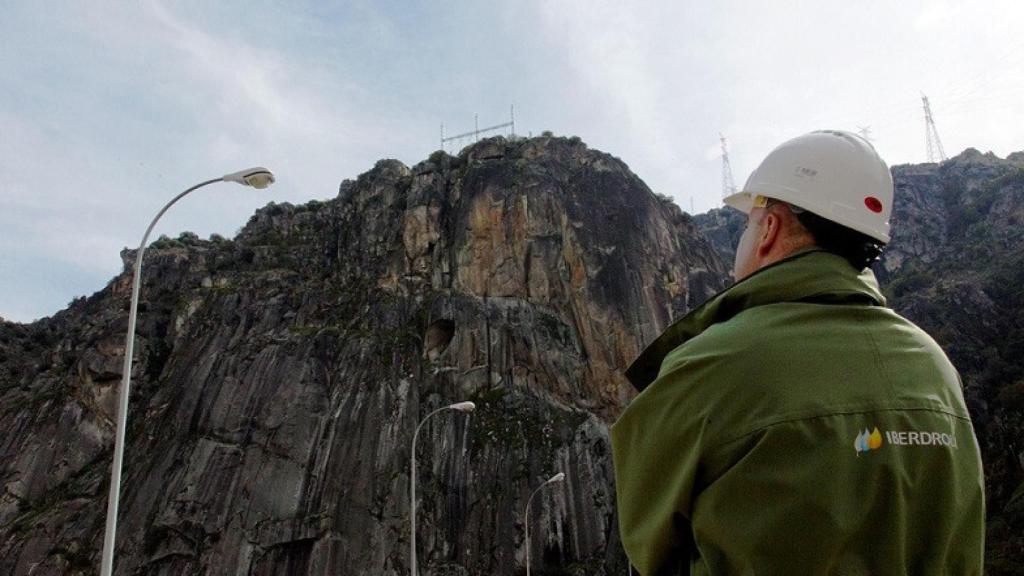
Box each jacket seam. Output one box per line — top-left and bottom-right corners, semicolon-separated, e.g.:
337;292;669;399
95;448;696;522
857;308;899;400
709;406;973;451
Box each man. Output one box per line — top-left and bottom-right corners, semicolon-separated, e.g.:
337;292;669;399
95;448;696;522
612;130;984;575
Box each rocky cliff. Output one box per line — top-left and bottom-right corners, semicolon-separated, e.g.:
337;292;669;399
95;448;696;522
0;135;729;575
695;148;1024;575
691;207;744;274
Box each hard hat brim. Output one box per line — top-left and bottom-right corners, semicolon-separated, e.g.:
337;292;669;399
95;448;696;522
723;191;755;214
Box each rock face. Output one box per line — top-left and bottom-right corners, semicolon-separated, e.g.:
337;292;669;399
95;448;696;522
695;148;1024;575
0;135;729;575
691;207;745;277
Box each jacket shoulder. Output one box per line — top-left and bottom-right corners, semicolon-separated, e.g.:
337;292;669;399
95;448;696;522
649;302;969;447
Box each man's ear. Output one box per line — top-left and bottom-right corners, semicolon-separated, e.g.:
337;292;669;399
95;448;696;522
755;211;781;258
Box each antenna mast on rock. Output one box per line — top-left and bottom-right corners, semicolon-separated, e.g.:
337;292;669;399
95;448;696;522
720;133;738;199
921;95;948;162
440;106;516;153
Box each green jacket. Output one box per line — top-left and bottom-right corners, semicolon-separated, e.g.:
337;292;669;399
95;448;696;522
612;250;984;575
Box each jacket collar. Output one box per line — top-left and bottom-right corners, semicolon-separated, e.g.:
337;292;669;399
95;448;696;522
623;249;887;392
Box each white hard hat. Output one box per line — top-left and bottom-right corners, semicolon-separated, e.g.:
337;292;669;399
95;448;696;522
724;130;893;243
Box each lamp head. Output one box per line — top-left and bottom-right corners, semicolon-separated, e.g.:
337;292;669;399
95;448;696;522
548;472;565;484
449;401;476;413
222;167;275;189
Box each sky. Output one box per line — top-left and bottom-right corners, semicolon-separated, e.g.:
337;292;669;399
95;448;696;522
1;0;1022;323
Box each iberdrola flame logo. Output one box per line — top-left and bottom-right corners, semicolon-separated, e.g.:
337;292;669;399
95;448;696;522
854;427;884;455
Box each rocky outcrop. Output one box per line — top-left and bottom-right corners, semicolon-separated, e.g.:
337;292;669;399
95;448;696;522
0;135;729;575
694;148;1024;575
691;207;745;277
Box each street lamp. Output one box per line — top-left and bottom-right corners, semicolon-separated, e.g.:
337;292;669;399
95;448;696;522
410;400;475;576
524;471;565;576
99;167;275;576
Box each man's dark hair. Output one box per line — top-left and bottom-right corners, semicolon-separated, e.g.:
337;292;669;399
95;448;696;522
793;209;885;271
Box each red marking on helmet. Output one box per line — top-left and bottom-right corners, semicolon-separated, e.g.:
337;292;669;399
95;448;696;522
865;196;883;213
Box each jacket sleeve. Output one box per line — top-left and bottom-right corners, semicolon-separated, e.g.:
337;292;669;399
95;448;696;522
611;358;714;574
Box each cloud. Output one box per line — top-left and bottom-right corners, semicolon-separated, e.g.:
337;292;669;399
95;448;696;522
0;1;407;321
913;3;959;30
3;0;1024;322
534;1;701;206
704;141;723;163
147;2;345;140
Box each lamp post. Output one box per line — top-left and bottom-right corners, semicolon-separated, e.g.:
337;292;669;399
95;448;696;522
410;400;475;576
99;168;275;576
524;471;565;576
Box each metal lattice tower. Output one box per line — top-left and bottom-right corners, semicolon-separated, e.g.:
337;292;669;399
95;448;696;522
922;95;948;162
857;125;873;142
720;133;737;199
441;105;516;153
